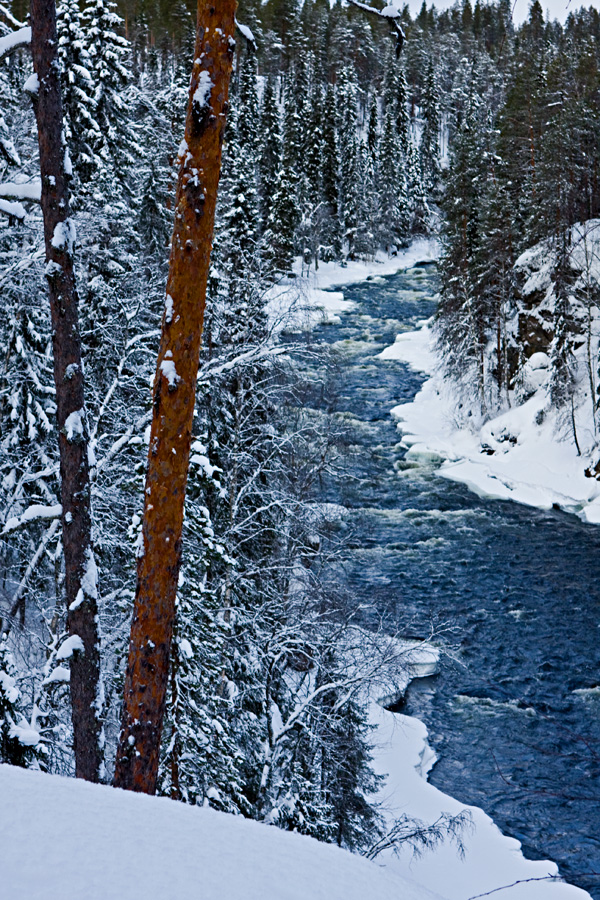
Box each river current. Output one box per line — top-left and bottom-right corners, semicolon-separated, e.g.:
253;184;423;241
299;264;600;898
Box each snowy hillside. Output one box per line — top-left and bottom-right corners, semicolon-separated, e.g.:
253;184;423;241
0;764;442;900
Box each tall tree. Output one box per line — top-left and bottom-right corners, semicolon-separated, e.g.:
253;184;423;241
30;0;103;782
114;0;238;795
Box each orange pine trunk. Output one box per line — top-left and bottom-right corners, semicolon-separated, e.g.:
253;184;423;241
114;0;237;794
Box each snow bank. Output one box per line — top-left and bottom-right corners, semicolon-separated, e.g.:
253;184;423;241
383;321;600;523
0;764;441;900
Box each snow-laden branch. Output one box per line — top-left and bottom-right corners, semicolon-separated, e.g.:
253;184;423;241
0;179;41;202
198;344;287;382
345;0;405;54
235;18;256;50
2;503;62;535
0;26;31;61
95;412;152;473
0;198;26;220
0;4;25;29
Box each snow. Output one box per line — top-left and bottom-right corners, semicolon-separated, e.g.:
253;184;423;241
23;72;38;94
178;638;193;660
55;635;85;661
235;18;256;44
64;408;85;442
8;722;40;747
267;240;439;332
369;703;590;900
164;293;174;324
193;70;213;109
0;670;19;704
0;763;442;900
0;25;31;56
2;503;62;534
0;179;41;201
383;320;600;523
160;358;180;388
51;218;77;255
42;665;70;686
0;198;26;219
81;547;99;600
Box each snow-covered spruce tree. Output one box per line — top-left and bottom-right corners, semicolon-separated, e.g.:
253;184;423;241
266;73;301;276
338;69;363;259
81;0;139;188
436;92;491;411
258;75;282;231
57;0;100;188
419;57;441;200
548;237;578;413
0;635;40;767
377;105;410;251
320;82;343;260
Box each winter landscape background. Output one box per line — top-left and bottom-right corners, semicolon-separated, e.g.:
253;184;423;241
1;0;600;897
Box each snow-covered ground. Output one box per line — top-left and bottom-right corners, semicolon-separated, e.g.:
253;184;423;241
370;702;590;899
0;762;439;900
383;321;600;524
0;700;589;900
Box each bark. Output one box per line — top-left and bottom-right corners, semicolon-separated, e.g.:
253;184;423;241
113;0;237;794
30;0;102;781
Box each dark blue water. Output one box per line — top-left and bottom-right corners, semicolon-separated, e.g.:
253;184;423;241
303;265;600;897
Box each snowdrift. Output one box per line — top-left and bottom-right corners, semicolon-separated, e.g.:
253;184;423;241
0;764;442;900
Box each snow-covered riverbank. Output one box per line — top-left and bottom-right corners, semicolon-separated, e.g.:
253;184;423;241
383;320;600;525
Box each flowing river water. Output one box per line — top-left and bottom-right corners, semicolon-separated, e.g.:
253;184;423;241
299;263;600;898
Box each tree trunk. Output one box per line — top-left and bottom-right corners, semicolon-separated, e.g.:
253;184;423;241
114;0;237;794
30;0;102;782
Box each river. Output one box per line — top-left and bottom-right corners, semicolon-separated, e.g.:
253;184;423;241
300;263;600;898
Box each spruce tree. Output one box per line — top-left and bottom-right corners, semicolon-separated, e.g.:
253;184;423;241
57;0;100;187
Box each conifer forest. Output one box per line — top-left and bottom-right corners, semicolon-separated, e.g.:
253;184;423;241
2;1;600;898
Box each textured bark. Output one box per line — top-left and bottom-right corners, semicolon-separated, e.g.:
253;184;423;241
114;0;237;794
30;0;102;781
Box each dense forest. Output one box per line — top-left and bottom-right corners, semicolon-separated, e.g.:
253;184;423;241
1;0;600;863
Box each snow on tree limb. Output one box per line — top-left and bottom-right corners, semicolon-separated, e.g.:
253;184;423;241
0;26;31;61
3;503;62;535
8;519;61;620
345;0;405;55
0;179;41;201
0;198;26;219
235;18;256;50
0;3;25;29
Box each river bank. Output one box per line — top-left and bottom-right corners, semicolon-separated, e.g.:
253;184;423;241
385;321;600;525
